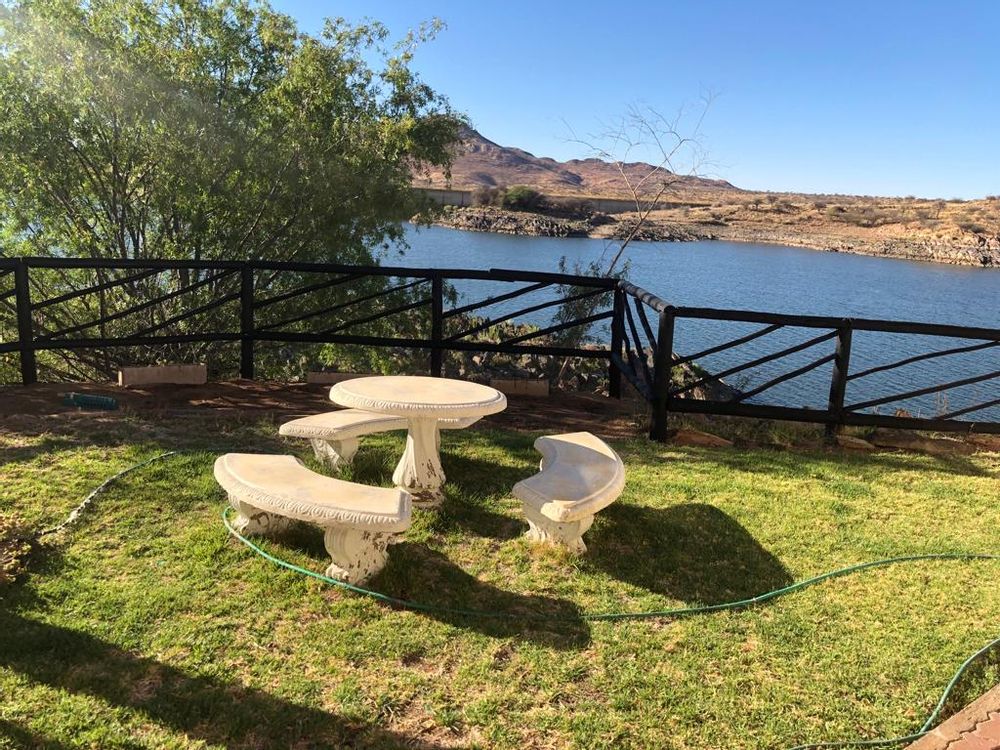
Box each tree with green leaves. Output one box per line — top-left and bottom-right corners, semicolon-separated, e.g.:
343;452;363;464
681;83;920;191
0;0;459;262
0;0;461;380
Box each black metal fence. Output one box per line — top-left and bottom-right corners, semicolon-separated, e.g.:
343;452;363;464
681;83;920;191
0;256;997;436
614;281;1000;436
0;256;615;384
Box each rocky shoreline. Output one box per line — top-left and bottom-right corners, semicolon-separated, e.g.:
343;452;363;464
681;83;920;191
709;225;1000;267
433;206;1000;268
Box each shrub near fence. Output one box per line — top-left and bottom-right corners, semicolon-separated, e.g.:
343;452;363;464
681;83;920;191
0;257;997;436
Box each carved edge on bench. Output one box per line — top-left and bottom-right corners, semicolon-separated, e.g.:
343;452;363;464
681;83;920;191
215;459;410;530
225;492;405;585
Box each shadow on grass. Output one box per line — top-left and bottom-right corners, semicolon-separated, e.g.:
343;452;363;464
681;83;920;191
429;494;524;541
0;416;288;473
376;543;591;649
585;502;793;605
939;639;1000;717
262;530;590;649
342;433;531;541
443;451;532;496
2;543;449;749
344;439;402;485
0;717;83;750
431;433;536;540
0;606;454;750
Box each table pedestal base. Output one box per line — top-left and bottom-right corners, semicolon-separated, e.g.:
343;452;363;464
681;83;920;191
392;418;445;507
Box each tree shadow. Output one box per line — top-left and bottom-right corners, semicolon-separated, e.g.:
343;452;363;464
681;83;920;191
0;718;82;750
375;543;591;649
0;430;128;466
937;639;1000;718
442;451;533;501
0;607;456;750
584;502;793;605
429;493;525;541
0;414;289;474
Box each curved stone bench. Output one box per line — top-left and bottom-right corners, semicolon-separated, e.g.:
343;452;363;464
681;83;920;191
512;432;625;554
214;453;411;583
279;408;481;470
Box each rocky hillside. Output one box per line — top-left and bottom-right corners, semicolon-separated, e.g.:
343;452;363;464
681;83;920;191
414;126;739;196
415;127;1000;267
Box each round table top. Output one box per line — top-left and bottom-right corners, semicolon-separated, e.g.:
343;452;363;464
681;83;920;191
329;375;507;419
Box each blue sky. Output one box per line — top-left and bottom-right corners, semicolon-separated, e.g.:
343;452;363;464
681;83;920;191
273;1;999;199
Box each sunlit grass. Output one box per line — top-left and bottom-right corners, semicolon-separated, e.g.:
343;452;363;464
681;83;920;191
1;416;998;749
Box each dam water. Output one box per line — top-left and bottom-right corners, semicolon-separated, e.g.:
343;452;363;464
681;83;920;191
387;225;1000;420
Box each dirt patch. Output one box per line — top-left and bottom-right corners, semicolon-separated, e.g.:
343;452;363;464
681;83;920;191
0;380;645;439
4;381;997;452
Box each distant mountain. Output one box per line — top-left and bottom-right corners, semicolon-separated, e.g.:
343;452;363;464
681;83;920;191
413;126;740;196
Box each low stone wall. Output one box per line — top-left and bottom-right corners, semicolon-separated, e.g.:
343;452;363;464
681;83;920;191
118;364;207;387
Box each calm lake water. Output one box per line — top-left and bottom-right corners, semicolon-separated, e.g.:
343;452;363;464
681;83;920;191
387;225;1000;421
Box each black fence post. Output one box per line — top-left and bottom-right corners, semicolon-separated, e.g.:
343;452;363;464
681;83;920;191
608;287;624;399
825;319;853;438
650;306;675;441
430;274;443;377
14;258;37;385
240;264;255;380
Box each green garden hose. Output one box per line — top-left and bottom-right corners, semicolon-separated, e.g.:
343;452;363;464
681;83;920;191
38;452;1000;750
786;634;1000;749
221;510;1000;750
222;506;1000;623
37;452;177;537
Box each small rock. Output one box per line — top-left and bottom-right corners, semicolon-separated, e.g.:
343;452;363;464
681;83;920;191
869;429;975;456
835;435;876;451
966;434;1000;452
670;428;734;448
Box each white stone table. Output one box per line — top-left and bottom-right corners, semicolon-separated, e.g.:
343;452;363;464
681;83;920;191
329;376;507;506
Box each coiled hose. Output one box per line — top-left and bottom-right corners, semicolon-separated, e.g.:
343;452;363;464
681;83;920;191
39;451;1000;750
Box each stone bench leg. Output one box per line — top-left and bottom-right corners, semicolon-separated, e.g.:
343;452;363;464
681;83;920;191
522;503;594;555
230;496;294;536
322;527;394;583
310;437;359;471
392;417;445;508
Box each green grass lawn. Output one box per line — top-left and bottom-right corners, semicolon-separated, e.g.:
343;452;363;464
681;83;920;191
1;415;999;749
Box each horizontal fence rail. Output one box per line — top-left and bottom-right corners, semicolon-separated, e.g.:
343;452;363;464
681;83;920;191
0;257;616;386
0;257;996;436
616;281;1000;436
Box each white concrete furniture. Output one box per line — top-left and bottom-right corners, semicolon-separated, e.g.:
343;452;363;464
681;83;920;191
513;432;625;554
214;453;411;583
330;376;507;507
279;409;481;471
